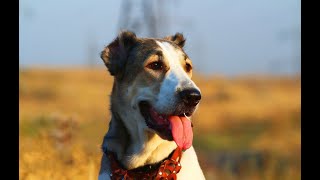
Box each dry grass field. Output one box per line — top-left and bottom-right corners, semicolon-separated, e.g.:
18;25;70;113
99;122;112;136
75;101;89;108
19;68;301;180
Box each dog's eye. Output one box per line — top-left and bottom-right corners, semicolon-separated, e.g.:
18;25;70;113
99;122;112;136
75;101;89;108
147;61;163;71
186;63;192;72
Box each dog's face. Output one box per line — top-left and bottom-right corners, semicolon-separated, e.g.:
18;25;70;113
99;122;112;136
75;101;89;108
101;31;201;150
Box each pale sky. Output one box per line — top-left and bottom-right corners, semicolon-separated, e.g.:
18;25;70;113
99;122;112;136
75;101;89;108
19;0;300;76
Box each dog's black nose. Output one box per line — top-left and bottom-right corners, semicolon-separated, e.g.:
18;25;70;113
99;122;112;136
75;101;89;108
179;88;201;107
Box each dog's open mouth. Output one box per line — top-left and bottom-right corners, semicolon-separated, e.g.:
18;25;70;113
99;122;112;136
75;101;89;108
139;101;193;150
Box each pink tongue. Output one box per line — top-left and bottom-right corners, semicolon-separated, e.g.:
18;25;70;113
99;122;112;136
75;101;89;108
168;116;193;151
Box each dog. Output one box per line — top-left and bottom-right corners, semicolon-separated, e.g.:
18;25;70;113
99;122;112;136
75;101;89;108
98;31;205;180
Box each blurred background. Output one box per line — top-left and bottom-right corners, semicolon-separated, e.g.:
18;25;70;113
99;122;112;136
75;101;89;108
19;0;301;179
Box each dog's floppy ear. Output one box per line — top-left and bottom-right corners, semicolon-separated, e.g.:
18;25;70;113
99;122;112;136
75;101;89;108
164;33;186;48
100;30;138;76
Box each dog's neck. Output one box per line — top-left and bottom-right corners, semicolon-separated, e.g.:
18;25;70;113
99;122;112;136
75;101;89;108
102;111;177;170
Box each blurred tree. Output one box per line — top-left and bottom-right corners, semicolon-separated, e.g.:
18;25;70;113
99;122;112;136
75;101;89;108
117;0;171;38
293;27;301;75
277;26;301;75
86;30;98;68
19;0;35;21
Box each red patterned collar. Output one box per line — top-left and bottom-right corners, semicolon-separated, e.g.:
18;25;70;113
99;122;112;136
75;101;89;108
105;147;183;180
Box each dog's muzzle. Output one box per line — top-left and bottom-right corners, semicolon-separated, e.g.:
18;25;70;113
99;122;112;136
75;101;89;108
179;88;201;107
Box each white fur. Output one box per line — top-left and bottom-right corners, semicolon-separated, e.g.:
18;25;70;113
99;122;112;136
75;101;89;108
128;134;177;167
177;146;206;179
155;41;200;113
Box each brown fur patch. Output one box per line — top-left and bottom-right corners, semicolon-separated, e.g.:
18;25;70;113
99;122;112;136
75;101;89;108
100;31;138;77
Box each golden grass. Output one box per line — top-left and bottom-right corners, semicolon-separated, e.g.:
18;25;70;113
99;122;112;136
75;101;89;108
19;68;300;180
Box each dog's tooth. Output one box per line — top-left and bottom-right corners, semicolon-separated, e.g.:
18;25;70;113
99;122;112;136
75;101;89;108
184;113;191;121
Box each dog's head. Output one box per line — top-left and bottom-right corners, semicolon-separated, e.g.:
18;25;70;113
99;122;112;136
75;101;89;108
101;31;201;150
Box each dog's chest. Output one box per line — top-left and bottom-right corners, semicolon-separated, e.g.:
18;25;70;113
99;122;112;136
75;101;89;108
99;146;205;180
